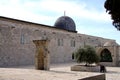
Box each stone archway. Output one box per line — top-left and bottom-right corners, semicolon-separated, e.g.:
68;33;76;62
96;46;118;66
100;48;113;62
33;40;50;70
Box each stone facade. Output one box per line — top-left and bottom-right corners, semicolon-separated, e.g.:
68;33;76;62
0;16;120;67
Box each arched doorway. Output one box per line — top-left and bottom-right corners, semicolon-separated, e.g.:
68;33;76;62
33;40;50;70
100;48;113;62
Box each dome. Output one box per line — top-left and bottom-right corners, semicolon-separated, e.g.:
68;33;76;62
54;16;76;32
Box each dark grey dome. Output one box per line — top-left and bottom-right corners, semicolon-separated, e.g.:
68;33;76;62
54;16;76;32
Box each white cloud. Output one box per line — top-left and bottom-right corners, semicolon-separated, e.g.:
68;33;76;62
38;0;111;22
0;0;111;24
0;0;55;24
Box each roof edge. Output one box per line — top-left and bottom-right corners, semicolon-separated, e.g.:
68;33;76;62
0;16;77;33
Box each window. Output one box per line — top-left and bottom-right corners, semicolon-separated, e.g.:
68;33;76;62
58;39;60;46
20;34;24;44
71;40;75;47
58;39;63;46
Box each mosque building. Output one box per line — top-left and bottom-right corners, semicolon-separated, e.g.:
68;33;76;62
0;15;120;67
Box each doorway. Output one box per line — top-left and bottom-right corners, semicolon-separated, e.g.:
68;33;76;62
100;48;113;62
33;40;50;70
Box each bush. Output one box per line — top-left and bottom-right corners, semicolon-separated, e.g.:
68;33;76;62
74;45;100;66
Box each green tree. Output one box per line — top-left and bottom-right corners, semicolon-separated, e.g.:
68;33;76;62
104;0;120;30
74;45;100;66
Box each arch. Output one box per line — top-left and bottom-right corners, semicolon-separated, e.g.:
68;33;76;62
100;48;113;62
33;40;50;70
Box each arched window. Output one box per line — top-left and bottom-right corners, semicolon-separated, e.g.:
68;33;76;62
100;49;113;62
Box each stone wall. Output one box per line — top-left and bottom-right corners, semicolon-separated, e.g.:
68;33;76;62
0;17;118;67
117;46;120;66
79;74;105;80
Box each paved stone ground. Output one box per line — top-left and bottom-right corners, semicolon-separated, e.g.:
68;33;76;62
105;67;120;80
0;63;120;80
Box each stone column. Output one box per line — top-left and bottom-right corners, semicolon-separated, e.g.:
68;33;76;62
33;40;50;70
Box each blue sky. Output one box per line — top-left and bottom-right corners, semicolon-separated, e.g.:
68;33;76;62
0;0;120;44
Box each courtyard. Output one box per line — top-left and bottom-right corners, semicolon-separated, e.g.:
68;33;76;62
0;62;120;80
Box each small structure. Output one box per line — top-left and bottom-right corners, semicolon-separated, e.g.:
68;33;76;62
79;74;105;80
71;65;100;72
96;41;119;66
33;40;50;70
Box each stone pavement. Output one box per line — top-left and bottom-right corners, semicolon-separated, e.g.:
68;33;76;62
0;63;120;80
105;67;120;80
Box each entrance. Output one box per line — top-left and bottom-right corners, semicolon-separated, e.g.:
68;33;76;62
100;48;113;62
33;40;50;70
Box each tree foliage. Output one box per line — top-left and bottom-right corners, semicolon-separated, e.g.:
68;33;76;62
74;45;100;66
104;0;120;30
